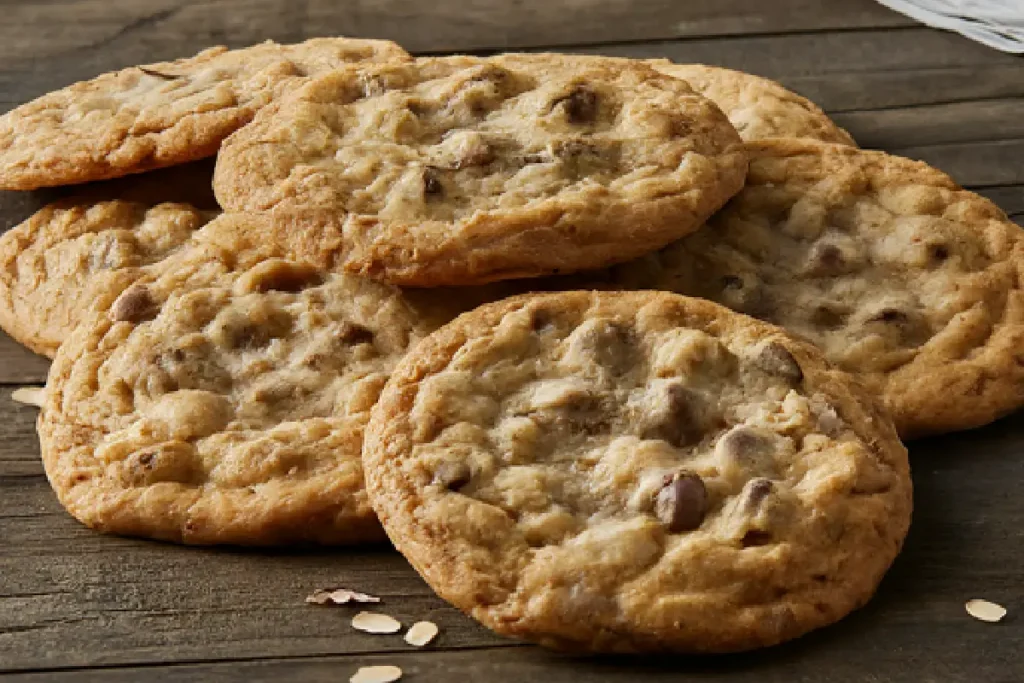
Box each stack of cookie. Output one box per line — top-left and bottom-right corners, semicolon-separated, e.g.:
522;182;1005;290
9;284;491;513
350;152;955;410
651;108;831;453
1;37;1021;653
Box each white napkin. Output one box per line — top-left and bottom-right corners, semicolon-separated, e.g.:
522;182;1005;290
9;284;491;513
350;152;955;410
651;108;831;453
876;0;1024;53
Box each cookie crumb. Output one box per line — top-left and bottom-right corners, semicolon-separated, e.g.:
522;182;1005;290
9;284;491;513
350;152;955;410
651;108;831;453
11;387;45;408
404;620;439;647
352;611;402;634
350;665;403;683
966;599;1007;623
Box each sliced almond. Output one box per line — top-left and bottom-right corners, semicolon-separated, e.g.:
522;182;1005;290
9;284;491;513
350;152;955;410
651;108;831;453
404;620;439;647
306;588;381;605
350;665;403;683
352;611;402;634
11;387;45;408
966;599;1007;623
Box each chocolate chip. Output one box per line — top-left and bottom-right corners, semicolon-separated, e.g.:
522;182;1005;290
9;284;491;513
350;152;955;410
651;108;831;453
434;461;472;491
806;242;845;276
110;285;158;324
740;530;773;547
338;322;374;345
138;66;180;80
655;472;707;533
810;305;846;329
928;243;950;262
754;342;803;384
554;85;599;124
640;383;703;448
716;427;775;466
721;275;743;290
870;308;909;325
423;168;444;197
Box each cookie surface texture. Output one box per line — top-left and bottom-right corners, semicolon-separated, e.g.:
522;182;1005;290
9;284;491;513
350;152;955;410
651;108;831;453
213;54;748;286
363;290;911;652
37;212;459;545
652;63;855;145
0;164;218;357
606;139;1024;438
0;37;410;189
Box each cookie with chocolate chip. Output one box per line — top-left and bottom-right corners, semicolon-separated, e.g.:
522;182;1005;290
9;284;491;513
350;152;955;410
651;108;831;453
604;138;1024;437
363;290;911;652
213;54;748;286
651;63;855;145
0;162;218;358
0;37;410;190
37;211;504;545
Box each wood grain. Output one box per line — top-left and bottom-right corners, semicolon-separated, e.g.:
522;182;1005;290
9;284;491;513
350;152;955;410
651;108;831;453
0;0;911;67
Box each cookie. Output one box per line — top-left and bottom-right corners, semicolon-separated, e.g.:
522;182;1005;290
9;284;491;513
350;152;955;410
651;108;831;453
651;63;855;145
363;290;911;653
0;164;218;358
604;139;1024;438
212;54;748;286
0;38;410;190
38;211;520;545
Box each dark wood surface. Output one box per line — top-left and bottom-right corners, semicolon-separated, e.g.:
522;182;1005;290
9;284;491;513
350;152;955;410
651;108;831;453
1;1;1022;680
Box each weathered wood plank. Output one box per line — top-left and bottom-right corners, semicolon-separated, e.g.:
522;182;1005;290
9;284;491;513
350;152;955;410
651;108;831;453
977;187;1024;223
2;411;1022;674
890;140;1024;188
0;334;50;385
6;628;1022;683
0;0;912;69
0;390;43;477
0;479;511;672
832;99;1024;151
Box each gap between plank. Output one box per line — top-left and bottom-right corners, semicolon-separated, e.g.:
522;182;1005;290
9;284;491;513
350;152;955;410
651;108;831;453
0;642;525;676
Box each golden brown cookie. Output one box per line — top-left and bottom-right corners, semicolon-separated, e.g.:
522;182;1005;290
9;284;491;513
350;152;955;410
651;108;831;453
0;163;218;357
213;54;748;286
0;38;409;189
364;290;911;652
652;63;855;145
603;139;1024;438
37;211;521;545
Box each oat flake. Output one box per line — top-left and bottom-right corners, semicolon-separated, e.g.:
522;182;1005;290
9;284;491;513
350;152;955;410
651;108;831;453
966;599;1007;623
350;665;403;683
352;611;402;634
306;588;381;605
11;387;45;408
404;620;440;647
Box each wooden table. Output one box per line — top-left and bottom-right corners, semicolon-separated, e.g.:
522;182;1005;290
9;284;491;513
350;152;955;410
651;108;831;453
2;1;1022;680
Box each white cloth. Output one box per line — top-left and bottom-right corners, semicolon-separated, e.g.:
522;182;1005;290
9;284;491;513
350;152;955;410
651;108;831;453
876;0;1024;53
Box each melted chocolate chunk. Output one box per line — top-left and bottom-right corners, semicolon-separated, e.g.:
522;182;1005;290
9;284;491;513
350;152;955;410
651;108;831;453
754;342;803;384
423;168;444;197
434;461;472;491
655;472;707;533
110;285;158;324
554;85;599;124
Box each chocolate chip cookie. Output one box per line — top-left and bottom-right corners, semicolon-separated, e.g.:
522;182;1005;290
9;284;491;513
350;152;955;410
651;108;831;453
213;54;748;286
363;290;911;652
0;163;218;357
651;64;855;145
0;38;409;190
38;211;524;544
604;139;1024;438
